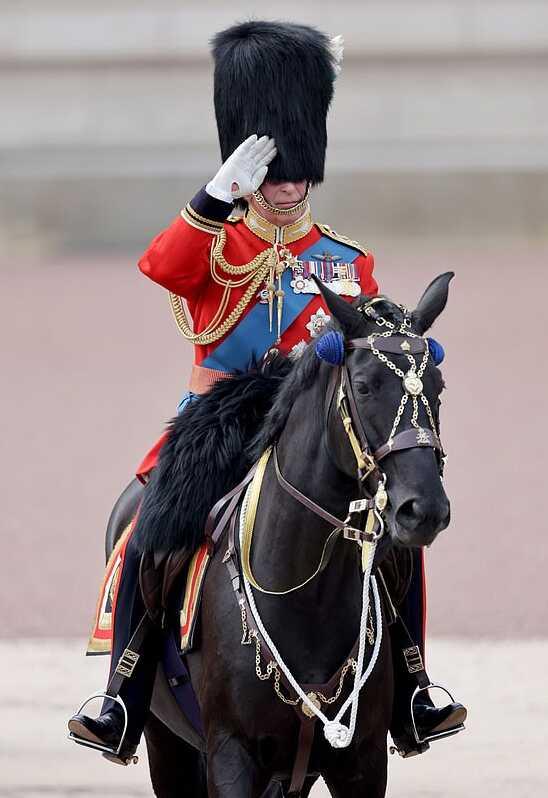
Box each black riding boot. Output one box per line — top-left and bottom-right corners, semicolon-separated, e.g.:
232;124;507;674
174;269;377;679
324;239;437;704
68;535;161;764
388;549;466;757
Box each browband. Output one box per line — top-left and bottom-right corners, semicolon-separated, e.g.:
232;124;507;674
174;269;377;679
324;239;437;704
347;336;426;355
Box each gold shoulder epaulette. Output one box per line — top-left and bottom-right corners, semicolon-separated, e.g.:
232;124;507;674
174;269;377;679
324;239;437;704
317;223;368;258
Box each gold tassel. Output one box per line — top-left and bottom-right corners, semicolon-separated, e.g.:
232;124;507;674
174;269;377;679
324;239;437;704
276;272;285;343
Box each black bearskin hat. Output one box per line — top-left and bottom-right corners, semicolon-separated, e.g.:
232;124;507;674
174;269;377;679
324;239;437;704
211;20;338;185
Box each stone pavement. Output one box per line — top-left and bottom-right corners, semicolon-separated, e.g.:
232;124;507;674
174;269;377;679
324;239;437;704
0;638;546;797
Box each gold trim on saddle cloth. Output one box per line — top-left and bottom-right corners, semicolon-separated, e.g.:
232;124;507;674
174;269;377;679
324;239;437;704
180;544;211;653
188;364;232;395
86;521;133;655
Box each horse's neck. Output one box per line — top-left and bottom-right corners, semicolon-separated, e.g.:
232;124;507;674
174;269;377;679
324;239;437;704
249;385;363;670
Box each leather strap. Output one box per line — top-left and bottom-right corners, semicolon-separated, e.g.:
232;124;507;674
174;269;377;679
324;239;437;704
341;363;372;464
273;447;345;529
288;717;316;796
348;336;426;355
204;463;259;552
374;426;442;462
105;611;155;698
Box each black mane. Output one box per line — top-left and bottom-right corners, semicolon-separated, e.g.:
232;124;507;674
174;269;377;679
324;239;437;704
131;294;413;555
131;357;292;555
250;343;321;458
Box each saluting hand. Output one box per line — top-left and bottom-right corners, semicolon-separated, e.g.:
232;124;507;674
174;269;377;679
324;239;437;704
206;135;277;204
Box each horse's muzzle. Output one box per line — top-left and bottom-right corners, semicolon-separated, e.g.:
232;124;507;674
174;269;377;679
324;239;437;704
392;496;451;547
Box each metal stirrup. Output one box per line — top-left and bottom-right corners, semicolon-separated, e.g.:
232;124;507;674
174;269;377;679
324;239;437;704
410;682;466;746
67;692;138;764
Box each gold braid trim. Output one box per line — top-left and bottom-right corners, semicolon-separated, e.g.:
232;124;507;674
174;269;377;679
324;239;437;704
169;228;276;346
317;223;369;258
181;205;224;235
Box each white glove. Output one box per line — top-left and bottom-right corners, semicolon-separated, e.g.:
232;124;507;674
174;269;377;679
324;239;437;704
206;134;277;204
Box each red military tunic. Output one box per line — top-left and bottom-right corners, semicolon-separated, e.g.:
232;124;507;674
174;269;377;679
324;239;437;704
136;188;378;477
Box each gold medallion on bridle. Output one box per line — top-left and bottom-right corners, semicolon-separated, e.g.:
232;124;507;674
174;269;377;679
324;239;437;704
403;370;423;396
302;692;321;718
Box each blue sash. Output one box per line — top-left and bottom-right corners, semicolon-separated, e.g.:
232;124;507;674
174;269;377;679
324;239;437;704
201;267;311;372
200;235;360;373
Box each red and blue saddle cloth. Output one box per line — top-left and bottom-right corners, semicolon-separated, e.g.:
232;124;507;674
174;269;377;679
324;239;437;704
87;524;210;656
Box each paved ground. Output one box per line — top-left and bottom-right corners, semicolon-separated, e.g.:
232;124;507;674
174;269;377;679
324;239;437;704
1;638;546;797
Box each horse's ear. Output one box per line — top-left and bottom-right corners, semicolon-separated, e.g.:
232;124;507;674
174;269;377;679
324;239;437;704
411;272;454;334
311;276;365;338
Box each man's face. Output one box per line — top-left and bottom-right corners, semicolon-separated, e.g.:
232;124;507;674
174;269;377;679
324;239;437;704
259;180;308;210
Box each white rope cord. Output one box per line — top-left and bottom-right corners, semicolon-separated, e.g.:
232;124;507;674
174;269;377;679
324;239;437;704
239;484;383;749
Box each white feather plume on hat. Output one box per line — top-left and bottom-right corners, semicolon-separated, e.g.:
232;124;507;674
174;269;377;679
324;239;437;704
329;34;344;76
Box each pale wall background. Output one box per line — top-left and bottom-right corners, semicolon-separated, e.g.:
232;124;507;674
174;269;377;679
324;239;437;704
2;1;547;639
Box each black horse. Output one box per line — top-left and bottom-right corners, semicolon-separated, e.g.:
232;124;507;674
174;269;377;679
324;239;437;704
105;274;453;797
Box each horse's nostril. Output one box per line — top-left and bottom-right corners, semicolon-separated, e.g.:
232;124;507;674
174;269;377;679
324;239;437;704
395;497;450;533
396;499;425;531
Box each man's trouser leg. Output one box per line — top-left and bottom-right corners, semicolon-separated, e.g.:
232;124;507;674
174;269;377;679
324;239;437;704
102;533;160;745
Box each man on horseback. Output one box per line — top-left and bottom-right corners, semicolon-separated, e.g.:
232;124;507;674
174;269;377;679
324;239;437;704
68;20;466;770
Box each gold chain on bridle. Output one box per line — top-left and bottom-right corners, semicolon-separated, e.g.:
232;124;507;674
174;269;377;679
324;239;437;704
360;303;441;444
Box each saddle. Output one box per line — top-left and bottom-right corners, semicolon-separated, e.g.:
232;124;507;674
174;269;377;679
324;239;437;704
139;547;192;627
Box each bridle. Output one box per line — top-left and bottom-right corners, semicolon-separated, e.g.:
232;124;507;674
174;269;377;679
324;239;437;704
275;298;446;546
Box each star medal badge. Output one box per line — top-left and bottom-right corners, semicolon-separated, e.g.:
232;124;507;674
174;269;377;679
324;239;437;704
305;307;332;338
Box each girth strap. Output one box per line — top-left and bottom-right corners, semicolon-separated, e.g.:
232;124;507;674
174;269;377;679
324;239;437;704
288;717;316;796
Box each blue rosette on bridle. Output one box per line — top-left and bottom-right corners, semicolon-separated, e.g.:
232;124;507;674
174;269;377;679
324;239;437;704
315;331;345;365
427;337;445;365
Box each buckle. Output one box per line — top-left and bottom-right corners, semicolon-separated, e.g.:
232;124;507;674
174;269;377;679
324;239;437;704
359;453;377;480
348;498;372;514
115;648;139;678
67;692;138;763
403;645;424;674
343;526;368;542
343;503;384;543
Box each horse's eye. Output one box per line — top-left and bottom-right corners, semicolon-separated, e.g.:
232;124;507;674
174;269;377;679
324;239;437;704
355;382;371;396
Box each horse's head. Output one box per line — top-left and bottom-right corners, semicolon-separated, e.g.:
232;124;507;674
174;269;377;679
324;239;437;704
316;273;453;548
